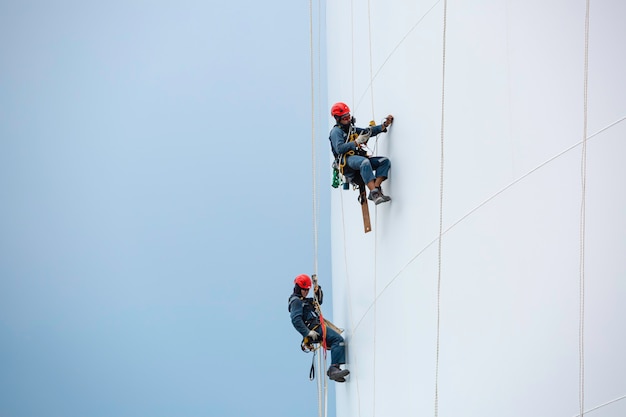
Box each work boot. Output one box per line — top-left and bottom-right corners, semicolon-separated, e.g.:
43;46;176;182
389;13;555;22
378;186;392;202
367;188;385;205
327;365;350;382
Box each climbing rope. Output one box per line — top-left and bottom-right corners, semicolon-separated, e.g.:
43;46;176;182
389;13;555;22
579;1;590;416
315;0;324;357
367;0;376;121
365;2;378;415
309;1;326;417
339;188;364;417
351;0;356;108
435;1;448;417
312;276;329;417
339;4;364;403
310;0;319;279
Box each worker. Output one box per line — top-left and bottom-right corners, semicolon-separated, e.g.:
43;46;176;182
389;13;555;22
329;102;394;205
288;274;350;382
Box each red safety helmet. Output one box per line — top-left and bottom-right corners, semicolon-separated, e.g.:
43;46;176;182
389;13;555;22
294;274;312;289
331;102;350;118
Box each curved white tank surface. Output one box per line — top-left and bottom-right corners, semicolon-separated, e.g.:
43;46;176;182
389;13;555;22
326;1;626;416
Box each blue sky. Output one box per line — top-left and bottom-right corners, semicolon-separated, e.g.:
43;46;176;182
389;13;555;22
0;1;334;416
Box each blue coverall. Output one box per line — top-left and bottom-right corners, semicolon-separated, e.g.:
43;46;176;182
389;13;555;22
289;292;346;365
329;123;390;185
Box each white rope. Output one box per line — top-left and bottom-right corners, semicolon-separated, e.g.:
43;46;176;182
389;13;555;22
309;0;319;280
314;349;328;417
339;188;364;417
579;1;590;415
366;2;378;415
367;0;376;120
317;1;326;412
336;3;364;414
321;376;326;417
351;0;356;108
309;1;326;416
434;1;448;416
316;355;324;417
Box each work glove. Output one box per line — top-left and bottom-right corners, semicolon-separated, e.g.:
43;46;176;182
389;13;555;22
355;128;371;145
307;330;320;341
382;115;394;132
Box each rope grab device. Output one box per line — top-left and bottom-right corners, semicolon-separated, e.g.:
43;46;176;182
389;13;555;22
301;274;344;352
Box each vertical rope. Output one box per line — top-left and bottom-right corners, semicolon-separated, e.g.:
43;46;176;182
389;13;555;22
351;0;355;107
365;1;378;416
310;0;319;279
318;0;322;112
309;2;325;416
367;0;376;119
317;1;326;413
434;1;448;416
339;4;363;416
579;1;590;416
322;352;328;417
340;191;363;417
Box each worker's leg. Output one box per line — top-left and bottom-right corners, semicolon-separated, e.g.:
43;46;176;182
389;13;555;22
324;326;346;365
